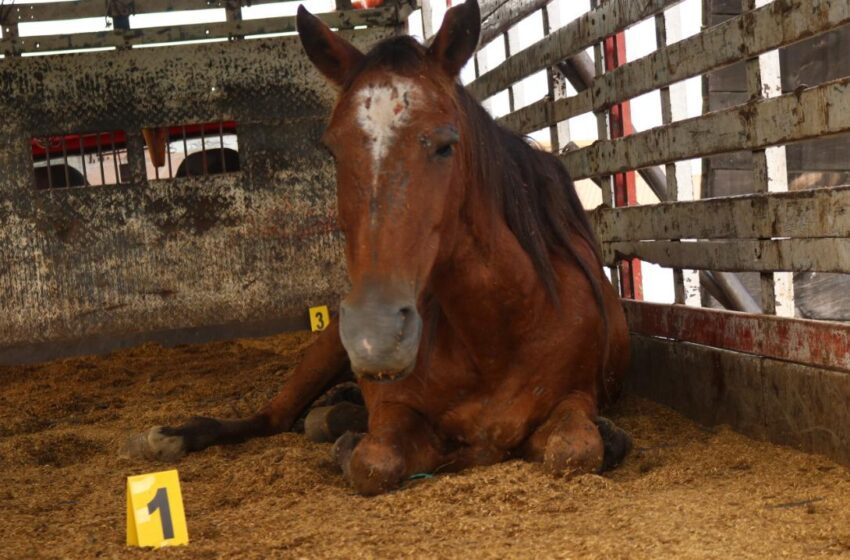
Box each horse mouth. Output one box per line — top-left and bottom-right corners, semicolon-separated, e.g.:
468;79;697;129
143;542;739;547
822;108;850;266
354;362;415;383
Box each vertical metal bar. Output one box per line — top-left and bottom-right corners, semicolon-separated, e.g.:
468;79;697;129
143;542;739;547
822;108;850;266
61;135;70;188
542;3;570;155
110;131;120;183
743;0;793;317
219;121;227;173
605;31;643;301
590;0;618;292
201;125;208;175
45;137;53;189
79;134;88;186
655;10;685;305
182;126;190;177
96;132;105;185
166;129;174;179
503;32;515;113
154;148;160;180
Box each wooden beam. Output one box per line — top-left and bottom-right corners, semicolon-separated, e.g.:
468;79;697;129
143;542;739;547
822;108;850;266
590;184;850;242
468;0;684;101
624;300;850;372
562;75;850;180
603;238;850;273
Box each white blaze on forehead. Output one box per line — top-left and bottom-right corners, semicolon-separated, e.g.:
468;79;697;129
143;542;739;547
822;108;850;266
355;79;419;172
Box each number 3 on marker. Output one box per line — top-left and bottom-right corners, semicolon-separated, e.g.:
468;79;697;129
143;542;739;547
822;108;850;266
127;470;189;548
309;305;330;332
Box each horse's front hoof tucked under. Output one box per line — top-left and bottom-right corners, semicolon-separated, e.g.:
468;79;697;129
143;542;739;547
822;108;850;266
543;427;605;477
121;426;186;462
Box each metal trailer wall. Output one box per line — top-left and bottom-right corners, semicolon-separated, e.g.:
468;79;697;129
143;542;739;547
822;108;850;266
0;27;395;364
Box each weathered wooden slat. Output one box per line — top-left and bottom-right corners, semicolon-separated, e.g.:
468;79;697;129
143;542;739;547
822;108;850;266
592;0;850;112
591;184;850;242
496;89;591;134
8;6;401;53
4;0;305;24
603;238;850;273
478;0;549;47
629;335;850;467
562;75;850;180
468;0;684;101
623;300;850;372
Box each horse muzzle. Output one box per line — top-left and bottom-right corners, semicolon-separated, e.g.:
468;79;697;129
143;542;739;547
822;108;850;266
339;290;422;382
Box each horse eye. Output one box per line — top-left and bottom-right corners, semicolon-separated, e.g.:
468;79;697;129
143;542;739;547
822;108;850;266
435;144;454;158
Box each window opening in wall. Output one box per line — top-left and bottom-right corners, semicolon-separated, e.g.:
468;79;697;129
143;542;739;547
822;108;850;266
143;121;239;180
31;131;128;189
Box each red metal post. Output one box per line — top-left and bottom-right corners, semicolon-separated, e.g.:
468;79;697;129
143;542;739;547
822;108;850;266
604;32;644;300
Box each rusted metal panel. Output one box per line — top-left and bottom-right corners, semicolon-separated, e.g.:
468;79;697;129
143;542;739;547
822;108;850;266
591;184;850;242
623;300;850;372
468;0;683;101
0;28;394;363
629;334;850;466
563;76;850;180
593;0;850;112
5;6;405;55
603;238;850;273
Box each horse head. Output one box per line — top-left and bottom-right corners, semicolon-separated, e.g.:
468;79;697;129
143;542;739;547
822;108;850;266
297;0;481;381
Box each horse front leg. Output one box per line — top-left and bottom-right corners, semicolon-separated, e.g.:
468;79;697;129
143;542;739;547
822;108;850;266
521;392;631;475
124;321;351;461
334;402;446;496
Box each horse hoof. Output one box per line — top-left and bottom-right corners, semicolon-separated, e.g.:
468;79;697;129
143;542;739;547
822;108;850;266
595;416;632;471
332;431;365;479
120;426;186;462
305;402;368;443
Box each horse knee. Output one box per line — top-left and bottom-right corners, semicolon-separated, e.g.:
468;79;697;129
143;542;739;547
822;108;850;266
543;413;604;476
346;436;406;496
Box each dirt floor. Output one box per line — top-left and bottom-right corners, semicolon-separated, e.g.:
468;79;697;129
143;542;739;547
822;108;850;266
2;331;850;559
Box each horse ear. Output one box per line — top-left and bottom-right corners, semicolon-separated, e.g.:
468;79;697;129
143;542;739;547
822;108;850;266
427;0;481;77
297;5;365;87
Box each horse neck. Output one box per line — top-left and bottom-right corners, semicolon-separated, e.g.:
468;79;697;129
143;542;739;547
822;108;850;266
429;165;549;351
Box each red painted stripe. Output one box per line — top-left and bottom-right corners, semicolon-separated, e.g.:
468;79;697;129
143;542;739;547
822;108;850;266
31;121;237;158
623;300;850;372
604;31;643;300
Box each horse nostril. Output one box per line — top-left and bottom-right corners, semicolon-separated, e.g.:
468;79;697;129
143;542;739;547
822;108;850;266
397;306;416;341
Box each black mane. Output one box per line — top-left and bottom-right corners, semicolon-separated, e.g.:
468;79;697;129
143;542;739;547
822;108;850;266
345;36;605;309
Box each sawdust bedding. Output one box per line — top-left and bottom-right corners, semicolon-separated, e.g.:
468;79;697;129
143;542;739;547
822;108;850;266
2;331;849;559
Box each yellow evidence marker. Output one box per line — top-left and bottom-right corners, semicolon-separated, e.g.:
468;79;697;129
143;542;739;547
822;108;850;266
126;469;189;548
310;305;330;332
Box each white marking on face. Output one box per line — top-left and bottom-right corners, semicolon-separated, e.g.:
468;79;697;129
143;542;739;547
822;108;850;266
361;338;373;355
355;79;419;179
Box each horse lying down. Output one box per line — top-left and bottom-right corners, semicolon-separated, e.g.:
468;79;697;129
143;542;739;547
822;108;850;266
126;0;633;495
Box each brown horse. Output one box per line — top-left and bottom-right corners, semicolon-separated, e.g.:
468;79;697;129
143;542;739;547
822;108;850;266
127;0;631;495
